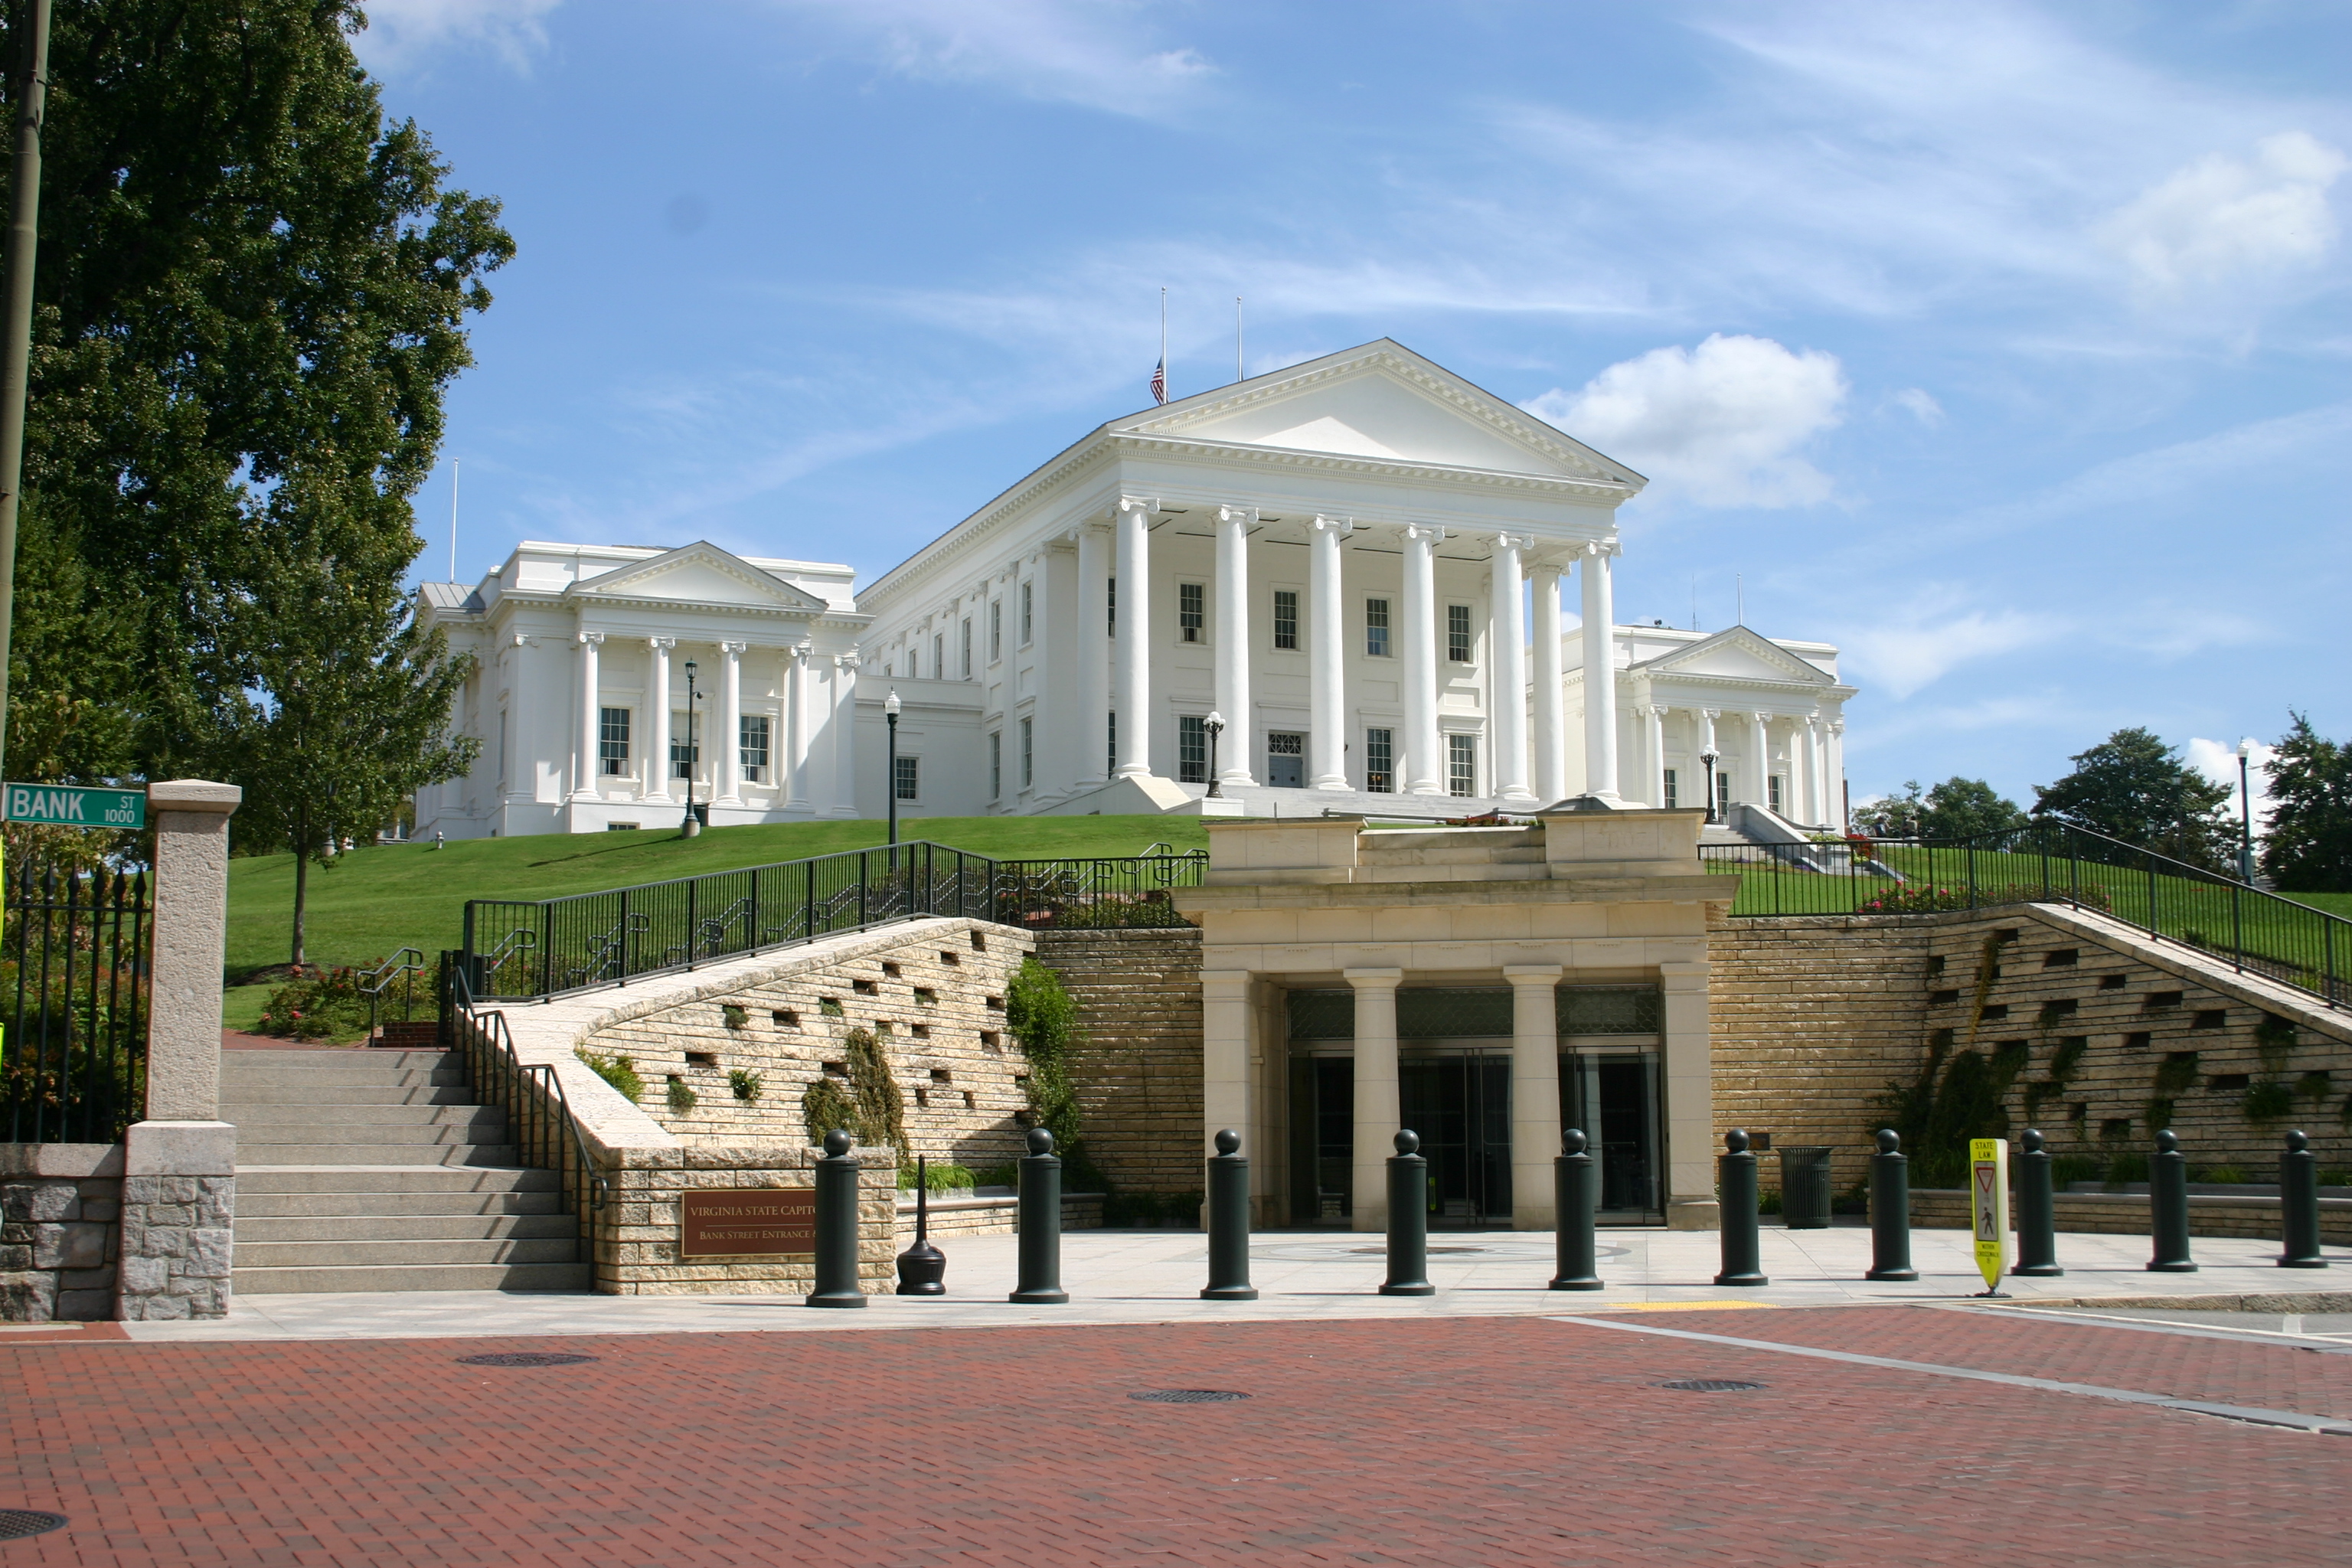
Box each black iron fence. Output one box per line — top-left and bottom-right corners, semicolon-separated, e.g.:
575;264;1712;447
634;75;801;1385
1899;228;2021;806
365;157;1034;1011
2;861;152;1143
462;842;1206;1003
1702;821;2347;1010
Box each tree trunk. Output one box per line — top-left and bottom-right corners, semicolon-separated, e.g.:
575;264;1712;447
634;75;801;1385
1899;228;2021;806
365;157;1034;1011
290;805;309;971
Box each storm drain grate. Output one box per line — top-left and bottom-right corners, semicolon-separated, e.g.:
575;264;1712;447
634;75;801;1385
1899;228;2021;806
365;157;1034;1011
0;1511;67;1540
457;1352;599;1368
1129;1390;1250;1404
1654;1379;1766;1393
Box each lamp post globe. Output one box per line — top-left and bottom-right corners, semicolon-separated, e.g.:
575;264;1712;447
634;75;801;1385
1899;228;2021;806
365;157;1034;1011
1204;710;1226;799
884;690;903;851
681;658;701;837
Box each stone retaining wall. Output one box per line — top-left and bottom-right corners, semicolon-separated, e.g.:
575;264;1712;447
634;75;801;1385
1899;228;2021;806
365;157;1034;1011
0;1145;121;1322
1034;928;1204;1197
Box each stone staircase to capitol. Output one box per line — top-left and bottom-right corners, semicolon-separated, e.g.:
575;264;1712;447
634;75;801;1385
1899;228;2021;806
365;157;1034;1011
224;1047;591;1295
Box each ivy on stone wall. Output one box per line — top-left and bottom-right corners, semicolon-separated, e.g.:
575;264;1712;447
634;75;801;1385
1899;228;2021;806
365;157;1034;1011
799;1026;910;1175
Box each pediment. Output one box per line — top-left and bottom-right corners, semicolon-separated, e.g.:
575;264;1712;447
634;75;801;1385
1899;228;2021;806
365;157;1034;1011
567;542;827;613
1114;341;1642;486
1636;627;1832;686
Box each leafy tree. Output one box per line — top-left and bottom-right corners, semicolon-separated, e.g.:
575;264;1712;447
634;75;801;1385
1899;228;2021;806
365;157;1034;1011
1849;777;2027;840
2260;714;2352;892
2032;727;2234;869
2;1;511;799
1850;779;1923;838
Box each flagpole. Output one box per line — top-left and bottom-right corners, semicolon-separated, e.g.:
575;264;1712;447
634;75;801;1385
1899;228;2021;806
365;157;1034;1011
1160;287;1168;400
1235;296;1243;383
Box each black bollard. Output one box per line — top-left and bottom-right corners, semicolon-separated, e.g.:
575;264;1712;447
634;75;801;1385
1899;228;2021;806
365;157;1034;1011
1715;1129;1768;1287
1009;1125;1069;1304
2011;1129;2063;1277
2279;1129;2328;1269
1864;1129;1917;1282
1550;1129;1602;1291
1380;1129;1435;1296
1202;1128;1259;1301
896;1153;948;1295
806;1129;867;1308
2147;1129;2197;1273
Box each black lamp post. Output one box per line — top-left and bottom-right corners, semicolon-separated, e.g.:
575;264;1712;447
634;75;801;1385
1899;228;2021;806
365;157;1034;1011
1700;746;1720;824
2237;737;2257;884
884;689;902;854
681;658;701;837
1204;710;1225;799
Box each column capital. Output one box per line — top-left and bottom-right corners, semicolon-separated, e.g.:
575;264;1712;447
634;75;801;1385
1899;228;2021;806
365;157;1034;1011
647;635;675;651
1310;513;1354;537
718;640;748;657
1502;963;1563;985
1214;504;1259;525
1116;494;1164;518
835;652;859;674
508;633;531;648
1490;531;1532;554
576;629;603;646
792;641;814;665
1400;521;1447;544
1700;707;1720;720
1342;966;1403;988
1580;537;1624;560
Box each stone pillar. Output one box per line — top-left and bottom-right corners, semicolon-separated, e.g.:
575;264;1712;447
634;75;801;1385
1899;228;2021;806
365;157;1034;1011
1113;498;1154;779
1504;964;1563;1230
119;780;242;1321
1658;959;1719;1232
1308;515;1352;791
1344;967;1401;1230
828;654;858;817
1488;533;1533;803
645;638;674;802
1213;506;1256;788
1530;564;1566;804
1749;711;1772;814
1200;969;1254;1165
1645;705;1668;809
1579;544;1620;799
1077;523;1112;787
714;642;745;805
570;630;603;801
1401;524;1443;795
786;643;814;812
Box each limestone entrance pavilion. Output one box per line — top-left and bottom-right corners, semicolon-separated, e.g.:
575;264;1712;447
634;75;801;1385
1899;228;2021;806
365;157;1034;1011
1173;806;1736;1233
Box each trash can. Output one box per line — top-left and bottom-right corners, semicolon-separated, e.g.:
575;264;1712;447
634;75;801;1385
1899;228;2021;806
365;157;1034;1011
1778;1146;1834;1230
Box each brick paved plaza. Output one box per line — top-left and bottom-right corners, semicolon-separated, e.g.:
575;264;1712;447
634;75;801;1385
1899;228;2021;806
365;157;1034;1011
8;1291;2351;1567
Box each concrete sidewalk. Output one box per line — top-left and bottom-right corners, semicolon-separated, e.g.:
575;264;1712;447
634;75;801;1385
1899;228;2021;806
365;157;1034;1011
102;1221;2352;1343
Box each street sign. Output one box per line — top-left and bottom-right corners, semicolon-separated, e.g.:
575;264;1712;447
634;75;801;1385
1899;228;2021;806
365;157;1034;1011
1969;1137;2011;1292
3;782;147;830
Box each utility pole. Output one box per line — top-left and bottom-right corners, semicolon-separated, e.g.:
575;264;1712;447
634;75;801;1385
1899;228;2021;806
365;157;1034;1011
0;0;52;769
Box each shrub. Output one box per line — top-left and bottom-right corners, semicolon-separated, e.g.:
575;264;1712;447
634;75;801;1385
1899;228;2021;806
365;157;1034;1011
898;1162;976;1193
2242;1080;2295;1122
255;965;374;1040
728;1067;763;1103
575;1047;644;1101
666;1076;697;1116
796;1027;908;1173
1005;958;1086;1158
800;1076;857;1145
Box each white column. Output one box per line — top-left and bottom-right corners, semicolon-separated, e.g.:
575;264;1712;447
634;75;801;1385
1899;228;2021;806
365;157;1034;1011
1645;705;1668;809
1112;498;1153;779
1401;524;1442;795
828;654;858;817
1077;524;1111;787
1826;718;1847;831
1580;543;1622;799
1505;965;1564;1230
1214;505;1256;787
1201;969;1254;1163
1803;716;1827;826
570;630;603;801
1749;710;1771;812
1308;514;1351;791
714;642;744;805
1345;967;1402;1230
645;638;673;802
1488;533;1532;803
1530;563;1566;803
786;643;813;812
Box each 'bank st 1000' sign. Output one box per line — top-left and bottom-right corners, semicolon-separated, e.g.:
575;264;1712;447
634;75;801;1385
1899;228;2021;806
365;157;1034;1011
3;782;148;831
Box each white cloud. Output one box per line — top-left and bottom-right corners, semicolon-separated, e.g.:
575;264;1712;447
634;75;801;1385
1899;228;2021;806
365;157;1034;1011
351;0;561;73
1523;335;1847;508
1892;388;1945;428
2100;133;2347;294
2186;737;2273;831
775;0;1216;119
1838;591;2066;699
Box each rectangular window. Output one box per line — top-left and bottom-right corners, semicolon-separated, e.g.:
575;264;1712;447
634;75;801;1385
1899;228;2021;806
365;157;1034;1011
893;755;920;802
990;600;1001;662
1178;582;1205;643
1021;582;1034;645
1718;771;1733;812
1769;773;1783;812
1365;728;1394;793
988;732;1001;800
739;714;770;784
1662;768;1678;810
960;618;972;679
598;707;631;776
1448;733;1477;798
1447;604;1473;662
1365;597;1391;658
1020;716;1034;789
671;717;699;780
1108;576;1117;638
1107;710;1117;778
933;632;945;679
1178;714;1208;783
1273;589;1299;651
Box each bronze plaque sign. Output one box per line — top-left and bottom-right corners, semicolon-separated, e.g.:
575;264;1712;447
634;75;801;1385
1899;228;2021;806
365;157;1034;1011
679;1189;818;1257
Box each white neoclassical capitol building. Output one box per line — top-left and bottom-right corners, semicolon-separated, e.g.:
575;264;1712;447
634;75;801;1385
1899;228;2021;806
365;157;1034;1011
413;341;1855;840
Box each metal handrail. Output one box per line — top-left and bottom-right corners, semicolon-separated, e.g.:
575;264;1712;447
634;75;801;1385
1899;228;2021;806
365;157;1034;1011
361;947;426;1037
449;967;611;1256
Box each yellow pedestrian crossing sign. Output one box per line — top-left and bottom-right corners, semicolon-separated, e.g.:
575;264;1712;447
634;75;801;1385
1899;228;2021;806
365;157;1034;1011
1969;1138;2011;1292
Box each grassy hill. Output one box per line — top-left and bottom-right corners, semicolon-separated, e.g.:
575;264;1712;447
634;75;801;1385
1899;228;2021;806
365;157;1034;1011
227;815;1208;981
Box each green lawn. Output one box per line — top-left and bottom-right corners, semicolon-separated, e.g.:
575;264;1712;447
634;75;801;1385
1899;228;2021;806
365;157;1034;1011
227;815;1208;980
2282;890;2352;920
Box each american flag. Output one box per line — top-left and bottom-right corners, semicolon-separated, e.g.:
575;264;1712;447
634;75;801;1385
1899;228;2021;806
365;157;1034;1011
1150;355;1167;406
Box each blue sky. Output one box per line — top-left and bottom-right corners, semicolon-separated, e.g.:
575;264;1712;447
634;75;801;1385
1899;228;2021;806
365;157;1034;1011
358;0;2350;811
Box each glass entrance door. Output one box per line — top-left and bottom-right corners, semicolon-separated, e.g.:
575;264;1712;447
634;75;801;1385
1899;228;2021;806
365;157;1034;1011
1560;1049;1664;1223
1400;1050;1511;1227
